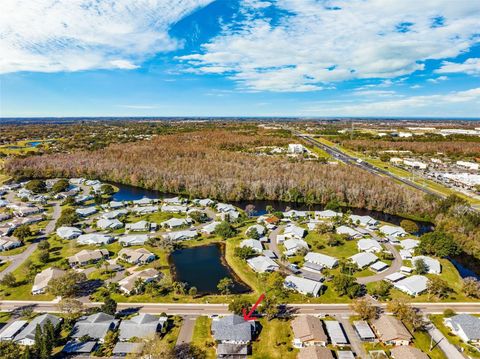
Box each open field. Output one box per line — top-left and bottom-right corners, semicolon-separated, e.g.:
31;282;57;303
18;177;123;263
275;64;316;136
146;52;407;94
251;318;298;359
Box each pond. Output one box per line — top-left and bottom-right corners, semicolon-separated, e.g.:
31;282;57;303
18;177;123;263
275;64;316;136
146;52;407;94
112;182;433;233
26;141;42;147
169;243;250;295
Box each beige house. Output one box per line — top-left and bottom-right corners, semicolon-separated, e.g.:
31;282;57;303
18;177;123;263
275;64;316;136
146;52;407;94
118;248;155;265
32;267;65;295
291;315;328;348
118;268;160;295
390;346;429;359
68;249;109;267
298;346;334;359
371;315;412;346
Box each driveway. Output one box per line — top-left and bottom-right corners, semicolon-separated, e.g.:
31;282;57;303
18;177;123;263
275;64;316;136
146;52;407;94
176;315;198;346
356;242;402;284
336;315;367;358
424;318;466;359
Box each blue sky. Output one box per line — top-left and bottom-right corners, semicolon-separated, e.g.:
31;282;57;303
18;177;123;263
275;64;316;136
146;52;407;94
1;0;480;118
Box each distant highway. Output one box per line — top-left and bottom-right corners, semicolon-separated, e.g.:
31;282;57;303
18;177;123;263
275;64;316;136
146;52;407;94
297;133;445;199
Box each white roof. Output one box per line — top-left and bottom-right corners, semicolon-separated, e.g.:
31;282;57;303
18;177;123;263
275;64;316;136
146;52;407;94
325;321;348;344
357;239;382;252
400;266;413;273
304;252;338;268
284;224;306;238
119;234;149;246
75;207;97;216
246;256;279;273
315;210;341;218
162;218;189;227
201;221;221;234
284;275;322;296
400;239;419;250
216;203;236;212
350;252;378;268
246;224;266;236
125;220;150;231
284;238;309;252
97;218;123;229
284;210;308;218
385;272;406;282
240;238;263;253
56;226;82;239
161;205;188;213
163;229;198;241
411;256;441;274
349;215;377;226
370;261;388;271
379;225;406;237
394;275;428;296
77;233;113;245
336;225;362;237
0;320;27;339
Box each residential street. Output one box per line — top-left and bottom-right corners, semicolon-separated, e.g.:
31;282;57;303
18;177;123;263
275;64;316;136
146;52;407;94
357;242;402;284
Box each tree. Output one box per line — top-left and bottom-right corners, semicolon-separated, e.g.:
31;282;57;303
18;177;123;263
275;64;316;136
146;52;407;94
188;286;198;298
315;222;332;234
400;219;419;234
0;341;21;359
368;281;392;300
265;272;287;300
418;230;459;258
217;277;233;295
48;271;86;297
266;205;274;214
0;272;16;287
443;308;456;318
33;321;57;359
387;300;424;332
55;207;79;228
327;233;343;247
188;211;207;223
462;277;480;298
38;249;50;264
25;180;46;193
247;227;260;240
172;282;187;295
57;298;84;322
100;296;117;315
174;343;207;359
37;240;50;251
234;246;257;260
98;329;118;357
332;274;362;298
228;297;252;316
245;204;256;217
325;198;341;211
214;221;236;239
261;296;280;320
427;277;451;299
141;335;174;358
13;225;32;241
101;184;115;195
414;258;429;275
51;179;69;193
350;298;378;320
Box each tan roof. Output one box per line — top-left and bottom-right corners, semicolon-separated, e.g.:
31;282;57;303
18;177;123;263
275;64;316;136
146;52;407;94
118;248;154;263
298;346;334;359
390;346;429;359
32;267;65;292
119;268;159;293
371;315;412;342
292;316;327;343
69;249;108;264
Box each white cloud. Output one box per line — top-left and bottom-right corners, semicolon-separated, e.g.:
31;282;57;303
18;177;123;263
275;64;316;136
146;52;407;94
0;0;212;74
427;75;448;83
179;0;480;91
435;58;480;75
303;87;480;116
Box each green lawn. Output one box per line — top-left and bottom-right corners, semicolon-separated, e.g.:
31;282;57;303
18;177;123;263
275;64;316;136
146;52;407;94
251;318;298;359
430;315;480;358
412;328;447;359
191;316;216;359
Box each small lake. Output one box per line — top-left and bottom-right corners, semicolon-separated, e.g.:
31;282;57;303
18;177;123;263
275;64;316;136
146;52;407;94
169;243;250;295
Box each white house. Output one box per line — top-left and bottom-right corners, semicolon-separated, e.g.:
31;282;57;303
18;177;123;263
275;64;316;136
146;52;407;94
75;207;97;217
125;220;154;232
118;248;155;265
119;268;160;294
246;224;266;237
32;267;65;295
336;225;362;239
56;226;82;240
97;218;123;230
284;210;308;219
77;233;113;246
161;217;192;229
119;234;149;246
315;210;341;219
357;239;383;253
14;314;62;346
247;256;279;273
349;215;378;228
0;238;22;251
411;256;441;274
379;225;407;237
400;239;419;251
393;275;428;296
284;224;306;239
163;229;198;241
284;275;322;297
132;197;154;206
444;314;480;344
304;252;338;269
288;144;306;154
283;238;309;256
101;209;128;220
201;221;221;234
349;252;378;269
161;205;188;213
240;238;263;253
132;206;159;214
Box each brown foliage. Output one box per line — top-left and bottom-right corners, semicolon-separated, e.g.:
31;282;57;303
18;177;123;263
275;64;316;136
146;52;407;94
6;129;435;216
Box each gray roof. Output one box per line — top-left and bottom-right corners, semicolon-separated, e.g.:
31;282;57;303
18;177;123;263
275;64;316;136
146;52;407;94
118;313;166;340
217;343;248;356
337;351;355;359
353;321;375;340
447;314;480;341
211;315;254;343
15;314;61;342
63;340;96;353
324;321;348;345
71;312;119;340
113;342;145;355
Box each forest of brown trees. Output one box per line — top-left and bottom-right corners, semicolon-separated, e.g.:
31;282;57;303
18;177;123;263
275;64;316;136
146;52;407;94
6;129;436;216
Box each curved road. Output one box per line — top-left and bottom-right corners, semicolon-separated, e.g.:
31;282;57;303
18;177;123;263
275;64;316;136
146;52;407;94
357;242;402;284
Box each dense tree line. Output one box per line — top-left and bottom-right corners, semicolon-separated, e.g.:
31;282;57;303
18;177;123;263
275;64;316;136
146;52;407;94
6;130;435;217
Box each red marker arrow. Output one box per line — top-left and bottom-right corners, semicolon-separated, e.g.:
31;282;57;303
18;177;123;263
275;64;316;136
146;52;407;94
242;293;265;321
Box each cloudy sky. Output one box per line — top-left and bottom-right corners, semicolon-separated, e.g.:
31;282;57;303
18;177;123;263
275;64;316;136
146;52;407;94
1;0;480;118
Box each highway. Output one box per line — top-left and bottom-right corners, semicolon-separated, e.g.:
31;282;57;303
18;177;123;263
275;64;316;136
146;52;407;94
2;300;480;315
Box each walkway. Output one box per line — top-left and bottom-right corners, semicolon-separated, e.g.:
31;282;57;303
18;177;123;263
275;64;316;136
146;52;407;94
176;315;198;346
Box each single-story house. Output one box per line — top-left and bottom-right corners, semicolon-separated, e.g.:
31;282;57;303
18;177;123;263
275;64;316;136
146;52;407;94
379;225;407;238
337;351;355;359
68;249;109;267
163;196;186;205
62;341;97;355
400;249;413;260
193;198;215;207
119;268;160;294
336;225;362;239
118;313;167;341
201;221;222;234
324;321;348;346
109;201;125;209
101;209;129;219
77;233;113;246
163;229;198;241
357;239;382;253
444;314;480;344
349;215;378;228
161;205;188;213
393;275;428;296
284;224;306;239
132;206;159;214
390;346;429;359
370;261;389;272
284;275;323;297
246;256;279;273
75;206;98;217
291;315;327;348
216;343;248;358
32;267;65;295
400;266;413;274
118;248;155;264
211;315;255;344
70;313;119;343
74;194;94;204
125;220;154;232
349;252;378;269
371;315;412;346
216;203;236;213
0;238;22;251
240;238;263;253
0;320;28;341
353;321;376;341
304;252;338;269
384;272;406;283
411;256;441;274
56;226;82;240
283;238;309;256
298;346;334;359
246;224;266;237
284;210;308;219
97;218;123;230
119;234;149;246
219;210;240;222
400;239;420;251
161;217;192;229
112;342;145;357
132;197;155;206
315;210;341;219
14;314;62;346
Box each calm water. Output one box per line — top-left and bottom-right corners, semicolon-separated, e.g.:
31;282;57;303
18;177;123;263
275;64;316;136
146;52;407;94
27;141;42;147
112;182;433;233
169;243;250;294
